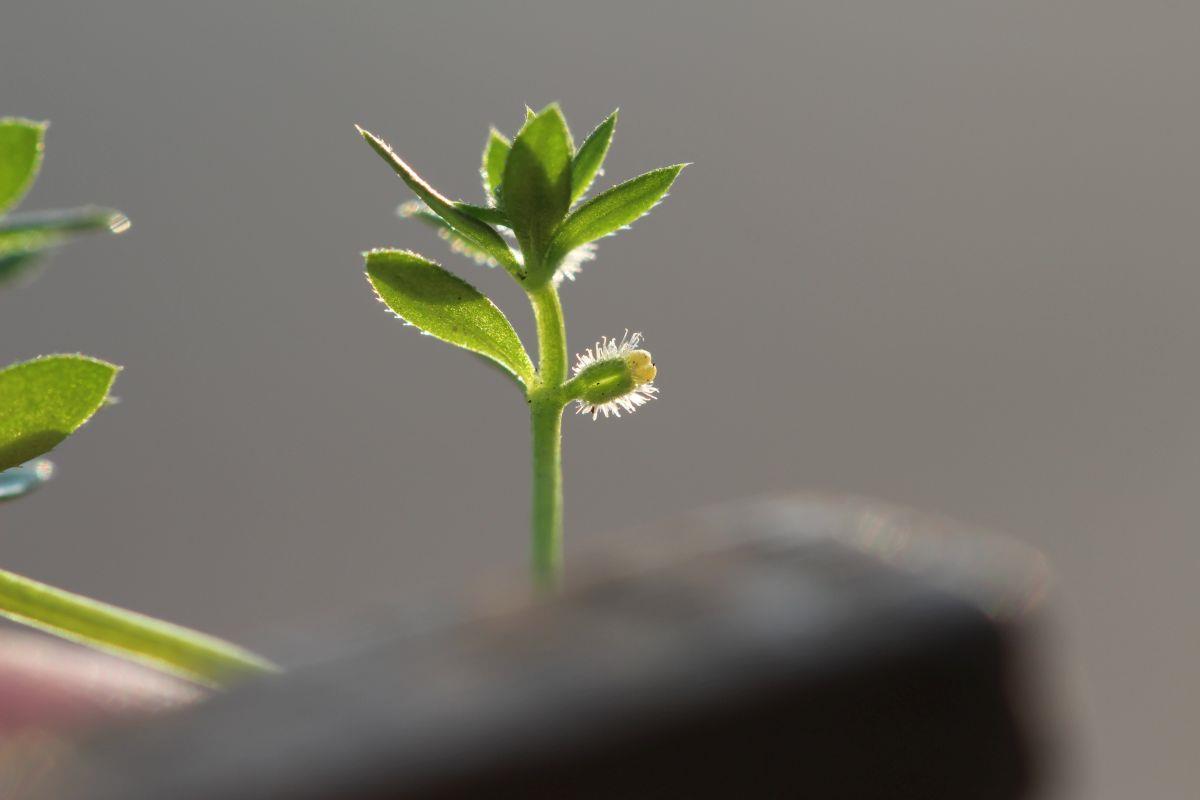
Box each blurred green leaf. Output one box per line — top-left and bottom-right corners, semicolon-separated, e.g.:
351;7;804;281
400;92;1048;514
545;164;686;269
399;201;507;268
503;104;573;277
0;355;120;472
365;249;534;385
0;119;45;215
358;127;520;274
570;110;617;204
454;201;509;228
481;128;510;202
0;208;130;289
0;206;129;238
0;248;48;289
0;567;277;684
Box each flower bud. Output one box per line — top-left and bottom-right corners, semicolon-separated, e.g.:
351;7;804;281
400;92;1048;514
570;332;658;419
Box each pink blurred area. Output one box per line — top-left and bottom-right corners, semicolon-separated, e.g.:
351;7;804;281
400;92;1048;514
0;630;200;736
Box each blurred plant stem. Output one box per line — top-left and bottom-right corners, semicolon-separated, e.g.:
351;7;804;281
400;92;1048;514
0;567;277;685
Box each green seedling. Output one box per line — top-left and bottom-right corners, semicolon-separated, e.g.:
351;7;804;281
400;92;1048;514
358;104;685;587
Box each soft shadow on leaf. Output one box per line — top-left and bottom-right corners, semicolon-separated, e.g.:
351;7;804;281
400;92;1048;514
0;433;66;477
0;356;120;472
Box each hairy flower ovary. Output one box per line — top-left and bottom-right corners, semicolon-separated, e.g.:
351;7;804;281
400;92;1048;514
567;331;658;419
572;357;637;405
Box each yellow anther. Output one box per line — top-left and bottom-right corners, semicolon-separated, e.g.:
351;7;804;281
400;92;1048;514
625;350;657;385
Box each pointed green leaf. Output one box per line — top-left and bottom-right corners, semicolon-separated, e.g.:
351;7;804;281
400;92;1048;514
365;249;534;386
358;127;520;274
503;104;574;275
545;164;686;269
0;355;119;471
0;119;46;215
481;128;510;202
571;110;617;204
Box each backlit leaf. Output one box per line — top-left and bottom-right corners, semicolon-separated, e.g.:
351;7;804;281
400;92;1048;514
365;249;534;385
0;355;119;471
0;119;45;215
481;128;510;202
570;110;617;204
545;164;685;269
358;127;520;274
502;104;573;276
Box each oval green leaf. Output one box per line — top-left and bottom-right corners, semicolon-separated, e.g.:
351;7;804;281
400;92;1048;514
545;164;686;269
365;249;534;386
503;104;573;273
0;119;46;216
358;127;520;274
0;355;120;471
570;110;617;204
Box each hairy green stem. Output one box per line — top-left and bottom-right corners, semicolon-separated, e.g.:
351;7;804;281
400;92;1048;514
530;283;567;386
529;400;563;588
0;568;277;685
528;284;568;588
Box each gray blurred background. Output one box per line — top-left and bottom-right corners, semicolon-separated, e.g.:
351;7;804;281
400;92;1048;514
3;2;1197;796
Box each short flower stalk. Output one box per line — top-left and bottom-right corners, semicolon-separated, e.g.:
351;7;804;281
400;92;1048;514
358;104;685;588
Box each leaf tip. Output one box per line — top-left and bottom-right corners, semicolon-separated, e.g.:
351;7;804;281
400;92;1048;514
356;126;391;155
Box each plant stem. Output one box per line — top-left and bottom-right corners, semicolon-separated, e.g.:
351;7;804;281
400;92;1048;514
528;284;568;589
0;567;278;686
530;283;568;387
530;399;563;588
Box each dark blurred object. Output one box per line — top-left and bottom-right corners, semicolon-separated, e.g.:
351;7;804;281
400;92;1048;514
45;495;1053;799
